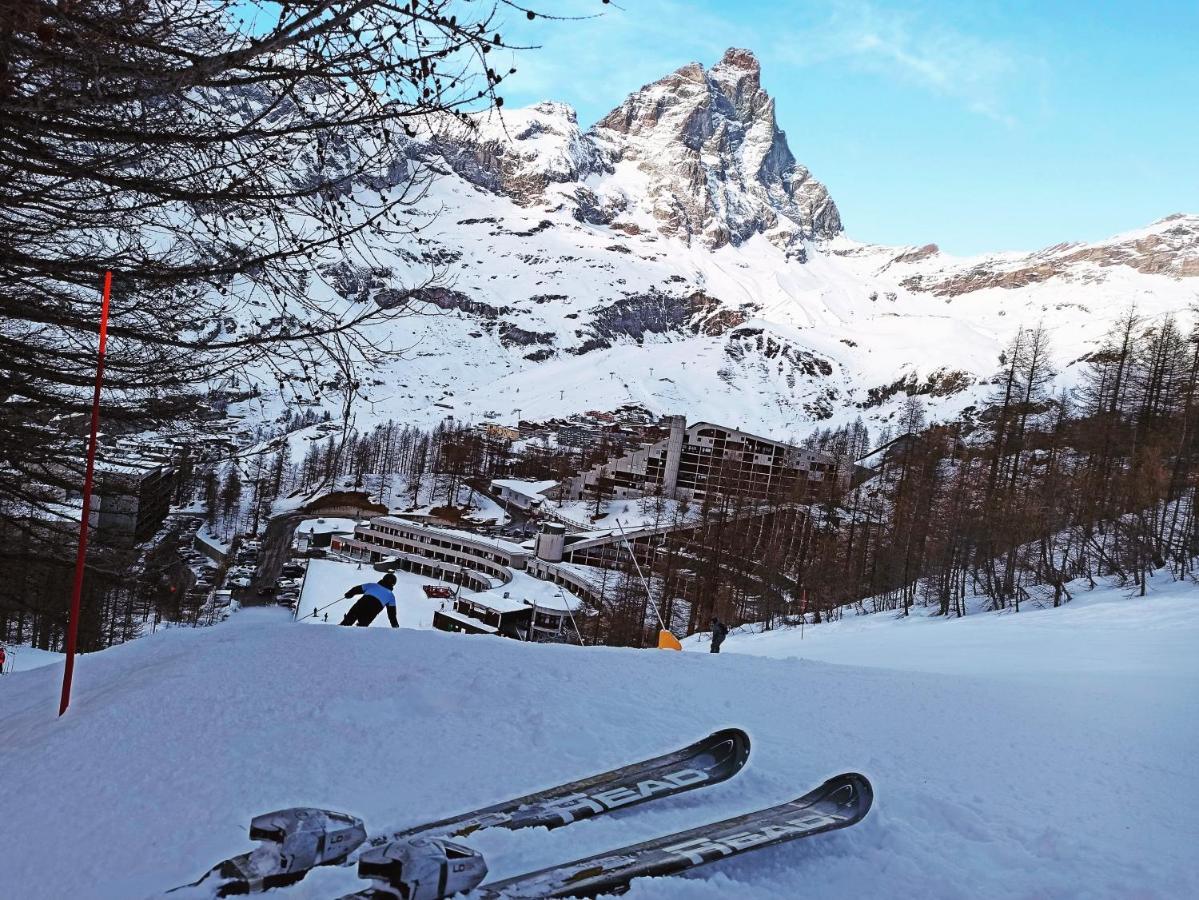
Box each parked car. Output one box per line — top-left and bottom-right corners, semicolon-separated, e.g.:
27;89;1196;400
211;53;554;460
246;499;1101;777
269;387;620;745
229;576;252;588
281;564;305;578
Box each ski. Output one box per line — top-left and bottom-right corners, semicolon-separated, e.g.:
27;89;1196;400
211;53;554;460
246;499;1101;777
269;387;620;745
341;772;872;899
175;728;750;897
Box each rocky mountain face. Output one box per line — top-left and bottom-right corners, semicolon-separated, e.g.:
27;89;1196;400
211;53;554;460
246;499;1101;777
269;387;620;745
424;101;606;206
590;48;841;255
252;50;1197;440
419;48;840;258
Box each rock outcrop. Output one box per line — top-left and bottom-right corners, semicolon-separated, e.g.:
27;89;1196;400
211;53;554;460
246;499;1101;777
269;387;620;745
591;48;840;253
900;215;1199;296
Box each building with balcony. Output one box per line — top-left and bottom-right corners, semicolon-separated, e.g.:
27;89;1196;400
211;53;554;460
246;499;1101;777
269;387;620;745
433;571;581;642
93;453;175;546
565;416;841;504
332;517;530;585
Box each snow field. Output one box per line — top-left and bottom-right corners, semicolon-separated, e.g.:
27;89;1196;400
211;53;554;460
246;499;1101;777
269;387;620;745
0;644;63;673
0;581;1194;898
683;576;1198;678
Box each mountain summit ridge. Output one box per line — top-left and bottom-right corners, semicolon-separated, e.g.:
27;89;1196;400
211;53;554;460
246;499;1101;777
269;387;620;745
590;47;841;254
425;48;839;257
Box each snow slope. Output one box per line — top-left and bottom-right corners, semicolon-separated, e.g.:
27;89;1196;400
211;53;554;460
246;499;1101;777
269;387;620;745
229;48;1199;439
0;593;1195;899
0;644;63;673
683;576;1198;678
296;559;447;628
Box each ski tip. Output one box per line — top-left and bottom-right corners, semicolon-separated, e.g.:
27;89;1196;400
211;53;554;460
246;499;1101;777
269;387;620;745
705;728;752;776
815;772;874;821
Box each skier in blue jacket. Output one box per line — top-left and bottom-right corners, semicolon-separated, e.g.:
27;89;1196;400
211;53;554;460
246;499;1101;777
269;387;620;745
339;573;399;627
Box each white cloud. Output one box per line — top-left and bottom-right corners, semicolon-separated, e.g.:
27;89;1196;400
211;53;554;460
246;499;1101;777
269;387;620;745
773;0;1032;125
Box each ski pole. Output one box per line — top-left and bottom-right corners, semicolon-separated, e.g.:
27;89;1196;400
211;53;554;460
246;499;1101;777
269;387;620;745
309;596;347;618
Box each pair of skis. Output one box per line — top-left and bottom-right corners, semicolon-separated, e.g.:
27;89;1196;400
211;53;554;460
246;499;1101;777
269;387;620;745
176;728;872;898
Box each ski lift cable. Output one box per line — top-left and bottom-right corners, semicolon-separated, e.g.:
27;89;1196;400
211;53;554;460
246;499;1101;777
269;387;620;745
556;587;585;646
614;518;668;633
308;594;348;617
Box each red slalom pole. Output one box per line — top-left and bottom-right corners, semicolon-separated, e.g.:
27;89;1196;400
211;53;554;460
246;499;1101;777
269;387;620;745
59;271;113;716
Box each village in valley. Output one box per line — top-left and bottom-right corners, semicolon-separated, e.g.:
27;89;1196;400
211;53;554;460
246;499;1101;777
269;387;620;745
35;404;852;653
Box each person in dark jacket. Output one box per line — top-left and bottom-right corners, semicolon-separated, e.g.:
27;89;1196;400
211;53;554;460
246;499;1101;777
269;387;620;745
709;616;729;653
340;573;399;627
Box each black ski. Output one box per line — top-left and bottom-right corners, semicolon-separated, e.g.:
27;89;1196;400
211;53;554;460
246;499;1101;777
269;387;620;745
476;772;872;898
175;728;750;897
340;773;871;900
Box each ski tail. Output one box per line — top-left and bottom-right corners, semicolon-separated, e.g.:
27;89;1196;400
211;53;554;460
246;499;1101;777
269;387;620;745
479;772;873;898
386;727;751;843
174;729;749;897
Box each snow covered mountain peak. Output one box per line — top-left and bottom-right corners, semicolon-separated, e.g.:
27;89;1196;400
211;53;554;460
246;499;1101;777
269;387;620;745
590;47;841;254
708;46;769;111
414;49;840;255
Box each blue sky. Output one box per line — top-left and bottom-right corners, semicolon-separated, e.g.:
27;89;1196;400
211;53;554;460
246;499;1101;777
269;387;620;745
498;0;1198;255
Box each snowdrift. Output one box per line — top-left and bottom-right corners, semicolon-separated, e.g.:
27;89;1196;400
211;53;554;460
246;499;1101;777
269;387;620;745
1;589;1196;898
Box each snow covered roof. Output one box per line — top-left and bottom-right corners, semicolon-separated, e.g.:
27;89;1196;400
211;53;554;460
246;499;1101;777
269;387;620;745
561;518;692;553
463;591;527;615
547;500;699;533
544;561;612;592
468;570;583;614
437;608;498;633
372;516;529;556
93;456;169;477
296;517;357;535
490;478;559;498
37;500;88;524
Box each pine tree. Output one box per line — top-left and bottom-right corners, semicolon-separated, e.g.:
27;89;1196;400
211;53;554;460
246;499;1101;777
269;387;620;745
219;467;242;540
